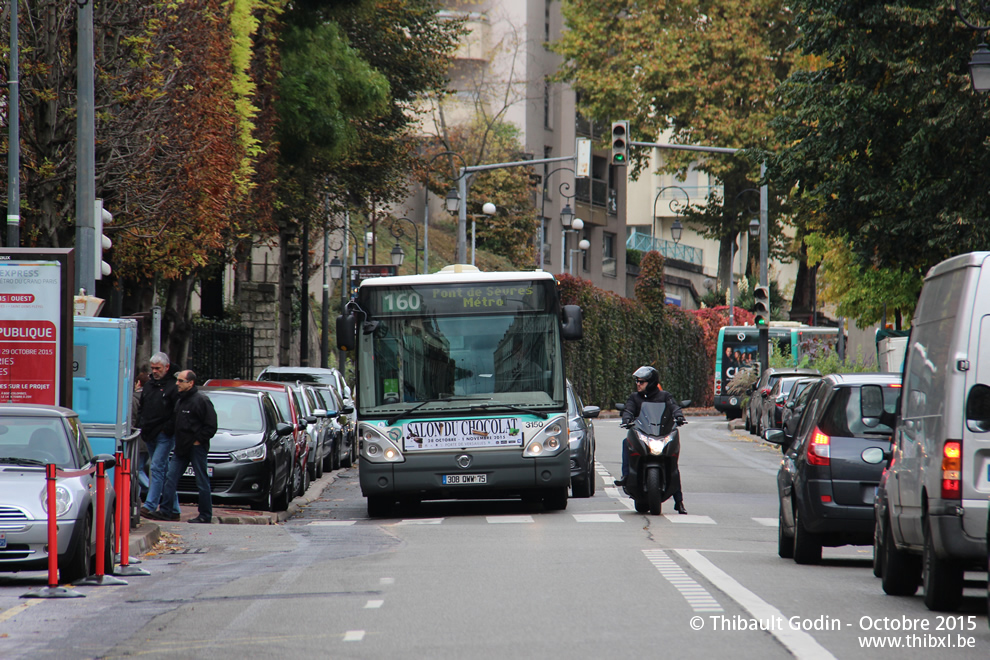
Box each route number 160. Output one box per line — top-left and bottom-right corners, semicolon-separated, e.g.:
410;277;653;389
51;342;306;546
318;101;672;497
382;292;421;313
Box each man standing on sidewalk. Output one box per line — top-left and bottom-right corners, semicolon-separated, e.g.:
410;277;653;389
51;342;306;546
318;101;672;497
138;352;181;519
153;370;218;524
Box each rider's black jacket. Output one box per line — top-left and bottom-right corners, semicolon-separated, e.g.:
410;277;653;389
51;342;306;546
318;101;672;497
621;385;684;426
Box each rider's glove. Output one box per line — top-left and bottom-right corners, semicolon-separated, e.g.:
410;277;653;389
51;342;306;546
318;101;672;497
675;416;687;426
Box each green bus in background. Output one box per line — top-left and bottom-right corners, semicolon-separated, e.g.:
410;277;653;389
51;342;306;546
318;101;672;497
713;324;839;418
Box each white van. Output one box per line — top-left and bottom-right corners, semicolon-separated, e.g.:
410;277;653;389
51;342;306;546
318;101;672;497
874;252;990;612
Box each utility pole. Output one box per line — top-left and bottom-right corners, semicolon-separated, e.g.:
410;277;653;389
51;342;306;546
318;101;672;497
75;0;96;295
6;0;20;247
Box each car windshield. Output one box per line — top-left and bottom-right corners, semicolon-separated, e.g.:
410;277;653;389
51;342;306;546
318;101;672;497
0;417;74;468
205;392;265;433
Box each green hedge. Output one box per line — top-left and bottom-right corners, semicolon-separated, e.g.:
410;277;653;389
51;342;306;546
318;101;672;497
558;251;708;410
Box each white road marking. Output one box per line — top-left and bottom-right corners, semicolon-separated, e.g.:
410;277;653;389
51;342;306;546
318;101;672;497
380;577;395;585
306;520;356;526
486;515;534;524
753;517;778;527
663;514;716;524
364;600;384;609
675;549;837;659
642;549;723;613
343;630;366;642
394;518;444;525
572;513;624;523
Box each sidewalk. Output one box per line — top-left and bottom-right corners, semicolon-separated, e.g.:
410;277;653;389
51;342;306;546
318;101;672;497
128;470;340;557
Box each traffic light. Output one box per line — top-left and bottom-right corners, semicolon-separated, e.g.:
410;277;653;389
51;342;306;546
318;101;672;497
611;120;629;166
753;285;770;326
94;199;113;279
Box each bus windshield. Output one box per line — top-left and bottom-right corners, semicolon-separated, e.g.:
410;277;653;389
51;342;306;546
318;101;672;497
355;280;565;416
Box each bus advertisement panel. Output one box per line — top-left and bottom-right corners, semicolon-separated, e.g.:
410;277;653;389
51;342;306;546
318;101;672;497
713;325;838;417
339;266;582;516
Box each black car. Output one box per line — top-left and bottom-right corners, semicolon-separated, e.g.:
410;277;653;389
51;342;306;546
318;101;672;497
764;373;901;564
746;367;820;436
779;377;820;442
183;388;296;512
760;376;810;433
566;380;600;498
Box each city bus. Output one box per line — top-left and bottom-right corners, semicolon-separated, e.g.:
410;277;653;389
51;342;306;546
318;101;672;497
713;323;839;418
336;265;583;516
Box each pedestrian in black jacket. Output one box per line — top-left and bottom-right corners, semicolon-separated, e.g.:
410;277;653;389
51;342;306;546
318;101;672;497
615;365;688;514
152;370;218;524
138;352;181;518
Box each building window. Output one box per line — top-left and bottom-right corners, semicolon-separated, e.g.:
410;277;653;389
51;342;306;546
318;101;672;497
544;79;551;129
603;232;616;278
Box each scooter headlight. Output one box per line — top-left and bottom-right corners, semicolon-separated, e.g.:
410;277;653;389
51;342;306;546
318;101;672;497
647;438;667;455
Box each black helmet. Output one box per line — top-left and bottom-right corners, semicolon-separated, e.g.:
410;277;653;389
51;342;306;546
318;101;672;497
632;365;659;390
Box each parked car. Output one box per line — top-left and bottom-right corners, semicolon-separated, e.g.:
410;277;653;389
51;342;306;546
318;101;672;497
779;377;820;443
566;380;600;498
764;373;901;564
204;379;314;497
257;365;356;434
193;388;296;511
307;383;356;471
760;376;810;433
746;367;821;436
873;251;990;612
0;404;116;583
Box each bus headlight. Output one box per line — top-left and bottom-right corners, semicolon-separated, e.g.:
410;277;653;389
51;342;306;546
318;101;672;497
523;415;567;458
360;423;405;463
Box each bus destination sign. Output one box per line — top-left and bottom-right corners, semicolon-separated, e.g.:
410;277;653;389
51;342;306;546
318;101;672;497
365;281;549;316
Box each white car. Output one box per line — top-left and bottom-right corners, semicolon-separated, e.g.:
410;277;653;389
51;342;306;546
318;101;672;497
0;404;117;583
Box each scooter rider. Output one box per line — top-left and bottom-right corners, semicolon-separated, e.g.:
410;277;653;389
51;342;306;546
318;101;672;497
614;366;688;514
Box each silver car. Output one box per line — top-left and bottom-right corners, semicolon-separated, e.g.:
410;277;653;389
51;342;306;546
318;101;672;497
0;404;117;583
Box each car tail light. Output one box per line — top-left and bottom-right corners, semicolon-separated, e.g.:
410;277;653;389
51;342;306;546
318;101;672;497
806;427;830;466
940;440;962;499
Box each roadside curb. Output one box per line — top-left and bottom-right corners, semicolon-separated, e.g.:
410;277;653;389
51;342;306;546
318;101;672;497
129;520;161;557
278;470;340;523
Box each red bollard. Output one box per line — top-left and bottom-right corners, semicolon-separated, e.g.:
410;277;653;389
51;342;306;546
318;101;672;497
114;451;124;558
21;465;84;598
115;457;149;577
78;460;127;586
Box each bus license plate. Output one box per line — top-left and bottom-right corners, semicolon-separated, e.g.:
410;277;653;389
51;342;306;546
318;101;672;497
0;533;5;549
183;466;214;477
443;474;486;485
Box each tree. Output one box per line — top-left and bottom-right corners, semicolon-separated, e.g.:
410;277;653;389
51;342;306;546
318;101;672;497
553;0;799;290
769;1;990;281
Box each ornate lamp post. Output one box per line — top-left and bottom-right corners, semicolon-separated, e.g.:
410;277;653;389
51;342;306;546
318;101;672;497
388;217;421;274
651;185;690;253
957;2;990;90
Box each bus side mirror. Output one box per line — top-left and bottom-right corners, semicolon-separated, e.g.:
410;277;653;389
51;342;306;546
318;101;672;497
561;305;583;340
336;313;356;351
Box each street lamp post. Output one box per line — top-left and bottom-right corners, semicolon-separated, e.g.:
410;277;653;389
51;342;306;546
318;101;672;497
422;151;466;274
570;239;591;277
471;202;496;266
730;188;761;325
651;185;690;255
322;236;343;368
957;2;990;90
539;166;576;271
388;217;421;273
329;254;345;371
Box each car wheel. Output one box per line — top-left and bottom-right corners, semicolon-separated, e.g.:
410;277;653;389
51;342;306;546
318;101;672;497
314;443;324;479
543;486;568;511
103;509;116;575
587;456;596;497
61;512;93;584
792;505;822;565
322;440;334;473
331;439;341;471
922;515;963;611
367;495;393;518
271;466;292;512
341;436;353;468
872;507;885;578
744;409;751;433
777;503;794;559
292;458;305;498
880;512;920;596
571;474;592;498
251;472;275;511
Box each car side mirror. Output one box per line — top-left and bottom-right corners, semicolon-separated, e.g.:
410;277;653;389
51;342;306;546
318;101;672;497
582;405;600;419
763;429;786;446
275;422;294;437
91;454;117;469
342;404;355;415
305;415;318;424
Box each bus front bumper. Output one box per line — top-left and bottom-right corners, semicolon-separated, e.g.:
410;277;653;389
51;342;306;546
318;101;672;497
359;451;570;499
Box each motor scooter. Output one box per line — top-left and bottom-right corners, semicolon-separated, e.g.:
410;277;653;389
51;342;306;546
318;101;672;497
616;400;689;514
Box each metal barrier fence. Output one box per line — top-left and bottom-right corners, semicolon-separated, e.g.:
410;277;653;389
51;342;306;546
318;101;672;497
626;233;704;266
189;319;255;380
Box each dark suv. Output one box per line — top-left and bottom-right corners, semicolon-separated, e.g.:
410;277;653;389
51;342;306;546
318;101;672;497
765;373;902;564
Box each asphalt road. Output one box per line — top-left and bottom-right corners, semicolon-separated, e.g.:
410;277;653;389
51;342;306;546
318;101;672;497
0;416;986;659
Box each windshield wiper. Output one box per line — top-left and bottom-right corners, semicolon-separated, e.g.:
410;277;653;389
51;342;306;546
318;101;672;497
386;397;492;426
0;457;47;467
469;403;549;419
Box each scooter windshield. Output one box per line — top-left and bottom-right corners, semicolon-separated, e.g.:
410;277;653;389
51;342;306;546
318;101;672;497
635;402;674;436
